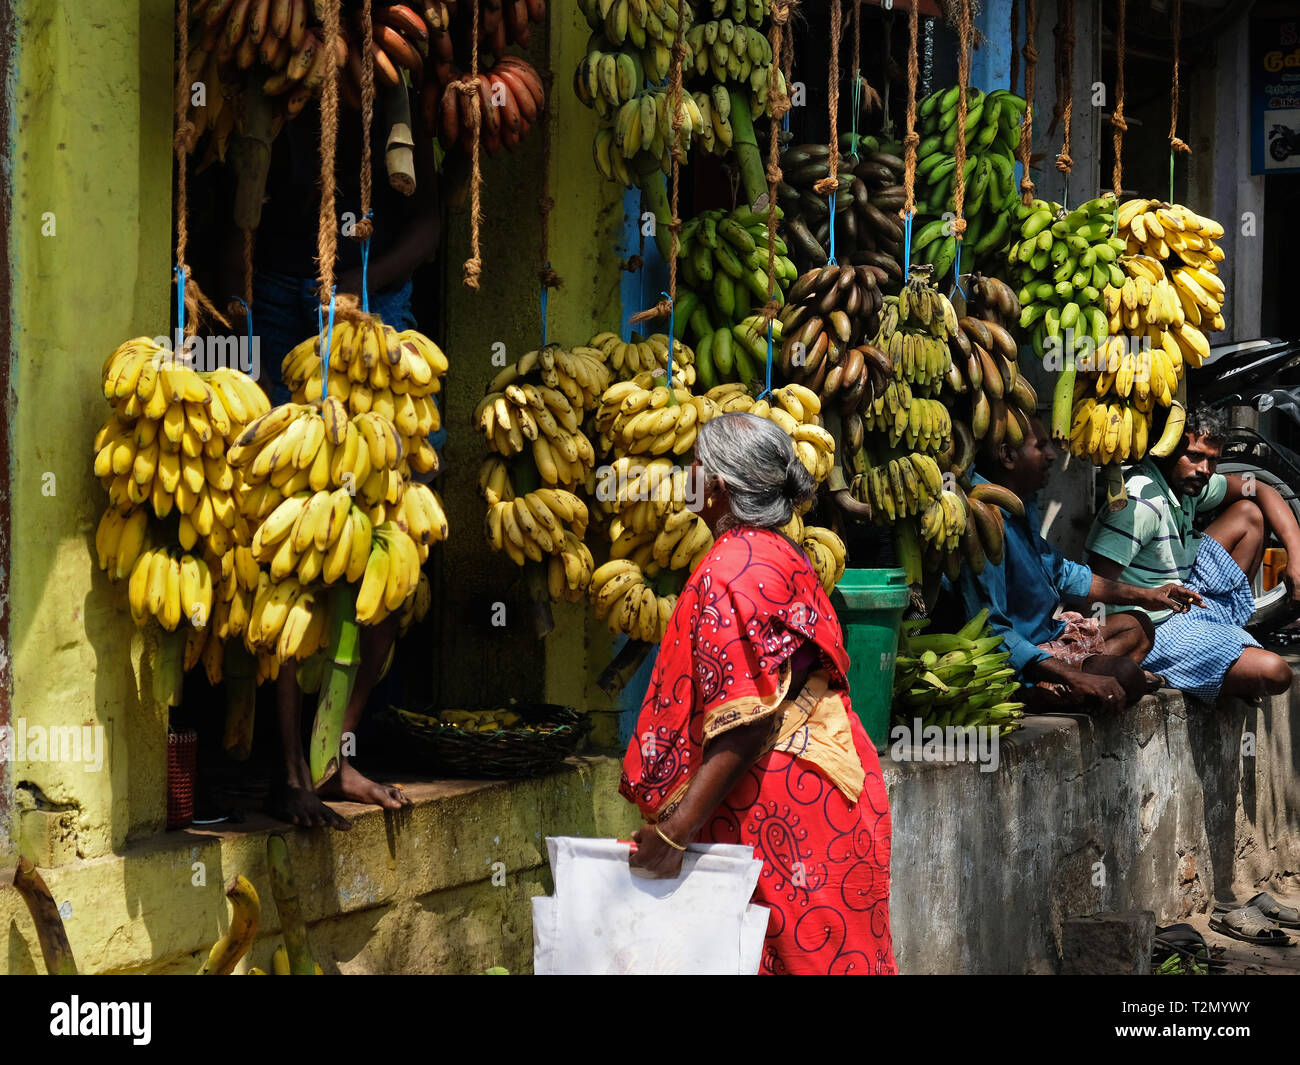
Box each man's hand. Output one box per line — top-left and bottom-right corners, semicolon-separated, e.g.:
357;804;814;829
1283;560;1300;604
1140;583;1206;613
628;822;686;878
1060;669;1129;709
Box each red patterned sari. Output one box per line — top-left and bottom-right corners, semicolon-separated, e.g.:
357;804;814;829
621;526;897;975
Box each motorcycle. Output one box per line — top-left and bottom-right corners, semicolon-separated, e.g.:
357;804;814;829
1191;336;1300;635
1269;124;1300;164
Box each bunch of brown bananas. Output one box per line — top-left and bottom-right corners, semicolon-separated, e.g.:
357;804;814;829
778;263;889;403
777;142;908;285
940;310;1036;451
282;317;447;477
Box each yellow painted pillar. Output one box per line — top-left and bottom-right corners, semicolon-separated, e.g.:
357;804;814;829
8;1;175;858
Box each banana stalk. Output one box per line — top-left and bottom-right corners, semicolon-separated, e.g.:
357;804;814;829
267;834;316;975
309;584;360;787
636;161;675;261
151;628;186;709
727;87;767;207
222;642;258;761
382;76;417;196
1049;349;1076;445
231;77;274;231
12;858;78;975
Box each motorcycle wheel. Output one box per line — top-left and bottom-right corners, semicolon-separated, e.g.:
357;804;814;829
1270;139;1292;162
1217;441;1300;635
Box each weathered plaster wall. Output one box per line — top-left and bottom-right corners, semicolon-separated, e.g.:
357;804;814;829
7;1;175;859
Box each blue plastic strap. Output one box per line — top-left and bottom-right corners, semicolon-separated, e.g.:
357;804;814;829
757;319;775;400
950;240;967;300
540;265;550;348
661;289;676;399
902;210;915;277
827;195;838;265
849;70;862;162
319;285;337;400
174;265;187;349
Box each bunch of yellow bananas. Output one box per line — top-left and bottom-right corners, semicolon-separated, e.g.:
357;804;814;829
208;545;264;645
95;507;151;583
588;332;696;384
703;382;836;485
849;450;947;526
595;382;714;458
801;526;847;596
281;317;447;476
97;342;270;556
588;559;678;643
474;380;597;487
126;548;213;633
1118;199;1227;332
231;401;407;526
874;277;960;389
605;505;715;576
485;488;591;568
354;521;424;626
244;576;331;662
488;344;612;416
250;487;373;584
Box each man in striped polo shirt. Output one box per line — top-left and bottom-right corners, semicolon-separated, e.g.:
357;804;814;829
1086;405;1300;700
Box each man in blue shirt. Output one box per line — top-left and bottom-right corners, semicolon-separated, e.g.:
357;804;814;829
958;415;1202;711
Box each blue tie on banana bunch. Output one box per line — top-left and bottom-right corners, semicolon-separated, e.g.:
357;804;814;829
909;87;1028;291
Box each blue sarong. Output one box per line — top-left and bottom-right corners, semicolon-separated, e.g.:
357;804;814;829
1143;534;1259;701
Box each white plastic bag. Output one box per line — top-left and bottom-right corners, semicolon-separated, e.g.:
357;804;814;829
532;837;770;975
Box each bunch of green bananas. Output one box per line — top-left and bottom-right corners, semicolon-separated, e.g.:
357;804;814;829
591;85;710;186
577;0;691;52
687;84;743;157
1010;194;1125;361
777;140;907;283
701;0;768;24
892;610;1025;735
683;19;773;85
573;38;653;113
910;87;1026;288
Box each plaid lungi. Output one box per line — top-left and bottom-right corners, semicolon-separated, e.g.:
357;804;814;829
1143;534;1260;701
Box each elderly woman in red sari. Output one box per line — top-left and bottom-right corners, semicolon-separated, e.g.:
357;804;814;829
621;412;897;975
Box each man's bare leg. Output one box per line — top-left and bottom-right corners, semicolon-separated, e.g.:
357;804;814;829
1204;499;1267;582
318;615;408;810
274;661;350;830
1078;654;1150;707
1098;611;1154;663
1219;646;1294;698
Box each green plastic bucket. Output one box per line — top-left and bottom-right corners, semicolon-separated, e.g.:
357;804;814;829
831;568;909;748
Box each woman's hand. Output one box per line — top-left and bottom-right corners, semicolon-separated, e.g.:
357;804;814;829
628;822;687;878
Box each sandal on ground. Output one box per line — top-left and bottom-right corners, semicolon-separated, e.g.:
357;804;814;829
1213;892;1300;930
1153;923;1227;970
1208;905;1295;946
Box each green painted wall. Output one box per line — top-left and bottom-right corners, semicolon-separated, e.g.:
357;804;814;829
7;1;175;860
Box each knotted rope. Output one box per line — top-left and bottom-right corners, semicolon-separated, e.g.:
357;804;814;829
1111;0;1127;198
950;0;972;244
1053;0;1075;178
812;0;843;201
758;0;798;334
457;0;485;289
1018;0;1039;204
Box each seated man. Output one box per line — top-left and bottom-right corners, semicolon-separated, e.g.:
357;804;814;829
1086;404;1300;700
959;414;1201;711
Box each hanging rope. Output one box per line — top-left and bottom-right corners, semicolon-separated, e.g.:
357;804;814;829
1053;0;1075;180
813;0;843;207
1111;0;1127;198
316;0;343;301
457;0;485;289
948;0;973;296
1017;0;1039;205
629;39;686;329
1010;0;1021;96
899;0;920;245
758;0;798;335
848;0;862;159
1168;0;1190;201
354;0;376;244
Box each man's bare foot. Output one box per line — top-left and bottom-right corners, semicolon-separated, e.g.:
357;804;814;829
318;761;409;810
270;786;352;831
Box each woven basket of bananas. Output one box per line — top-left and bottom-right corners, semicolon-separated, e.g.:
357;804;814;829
383;702;591;778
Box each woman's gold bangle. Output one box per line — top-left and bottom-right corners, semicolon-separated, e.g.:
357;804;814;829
654;823;687;851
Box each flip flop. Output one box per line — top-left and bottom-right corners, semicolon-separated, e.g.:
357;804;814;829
1208;904;1295;946
1213;892;1300;929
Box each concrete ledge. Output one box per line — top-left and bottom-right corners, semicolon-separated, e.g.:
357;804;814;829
2;756;640;975
884;659;1300;974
